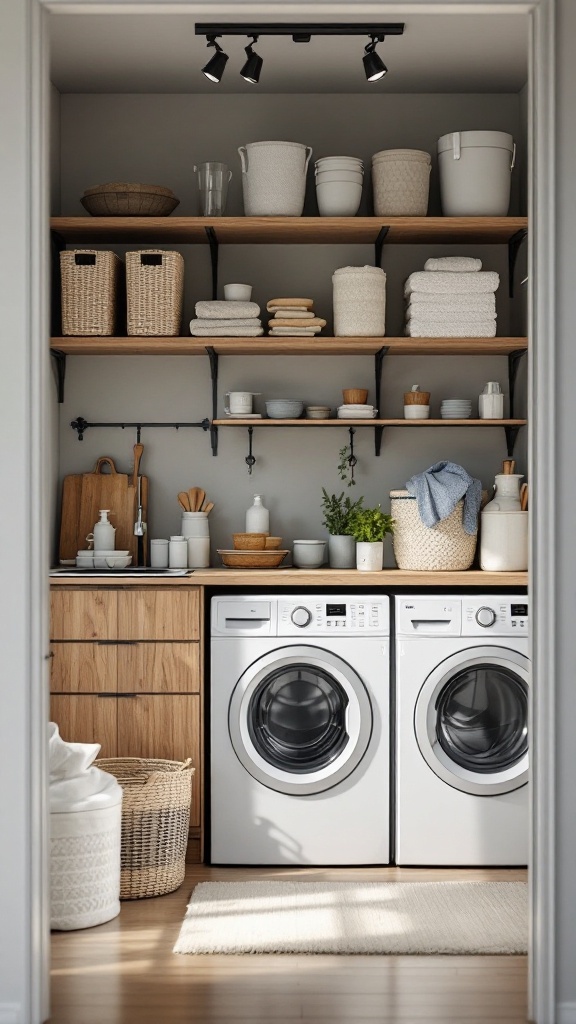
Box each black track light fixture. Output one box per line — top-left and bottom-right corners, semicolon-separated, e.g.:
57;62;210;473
202;35;229;83
363;35;388;82
240;36;263;84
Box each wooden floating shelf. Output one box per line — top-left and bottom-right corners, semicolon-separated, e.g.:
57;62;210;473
50;337;528;357
214;418;527;427
50;215;528;246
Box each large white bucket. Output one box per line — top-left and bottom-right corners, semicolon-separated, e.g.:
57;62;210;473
239;141;313;216
438;131;516;216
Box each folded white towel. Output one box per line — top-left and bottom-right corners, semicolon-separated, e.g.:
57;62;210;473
424;256;482;272
191;326;264;337
269;327;321;336
404;271;500;296
270;309;317;319
406;303;496;323
190;317;262;329
195;300;261;319
406;319;497;338
407;293;497;314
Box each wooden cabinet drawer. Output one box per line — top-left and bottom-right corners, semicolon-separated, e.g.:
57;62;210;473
50;642;117;693
50;589;117;640
117;642;200;693
117;589;200;640
50;694;117;757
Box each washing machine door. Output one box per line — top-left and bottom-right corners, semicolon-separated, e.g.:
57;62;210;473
228;645;373;795
414;646;529;796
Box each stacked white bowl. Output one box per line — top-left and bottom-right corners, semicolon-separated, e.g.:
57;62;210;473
440;399;472;420
315;156;364;217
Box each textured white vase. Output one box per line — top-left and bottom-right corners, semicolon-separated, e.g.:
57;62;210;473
328;534;356;569
356;541;383;571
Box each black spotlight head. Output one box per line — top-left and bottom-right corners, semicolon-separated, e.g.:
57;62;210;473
240;38;262;84
202;37;229;83
363;37;388;82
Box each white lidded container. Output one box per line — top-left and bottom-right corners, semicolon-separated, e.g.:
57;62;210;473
168;535;188;569
239;141;313;216
181;511;210;568
333;266;386;337
480;510;528;571
438;131;516;216
371;149;431;216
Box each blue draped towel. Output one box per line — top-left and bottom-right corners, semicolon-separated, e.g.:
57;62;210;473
405;461;482;535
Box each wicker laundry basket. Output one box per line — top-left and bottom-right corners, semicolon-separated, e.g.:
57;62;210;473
372;149;431;216
60;250;122;335
390;490;477;571
126;250;184;336
94;757;194;900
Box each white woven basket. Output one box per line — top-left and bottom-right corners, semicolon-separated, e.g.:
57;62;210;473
239;141;313;216
372;149;431;216
126;250;184;336
333;265;386;337
60;250;122;336
390;489;477;571
50;803;122;930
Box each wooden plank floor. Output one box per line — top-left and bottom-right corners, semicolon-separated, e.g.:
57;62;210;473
50;864;529;1024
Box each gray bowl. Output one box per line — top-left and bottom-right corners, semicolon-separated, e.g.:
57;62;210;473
265;399;304;419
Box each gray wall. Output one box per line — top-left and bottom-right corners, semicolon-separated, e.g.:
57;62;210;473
57;93;526;562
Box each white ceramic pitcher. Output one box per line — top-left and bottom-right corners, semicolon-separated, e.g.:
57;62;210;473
483;473;523;512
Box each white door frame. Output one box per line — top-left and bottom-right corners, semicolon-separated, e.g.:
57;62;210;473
16;1;554;1021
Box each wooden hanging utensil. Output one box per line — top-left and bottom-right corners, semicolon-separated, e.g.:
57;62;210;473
178;491;191;511
188;487;200;511
201;501;214;515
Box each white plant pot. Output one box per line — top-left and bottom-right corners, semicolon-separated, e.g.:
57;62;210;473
356;541;383;572
328;534;356;569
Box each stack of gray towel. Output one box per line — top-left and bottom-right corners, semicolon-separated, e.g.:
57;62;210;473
189;300;263;337
404;257;499;338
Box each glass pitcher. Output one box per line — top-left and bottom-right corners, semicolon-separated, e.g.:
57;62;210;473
194;162;232;216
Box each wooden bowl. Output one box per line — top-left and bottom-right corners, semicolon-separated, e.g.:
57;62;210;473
218;549;289;568
264;536;282;549
404;391;431;405
343;388;369;405
232;533;267;551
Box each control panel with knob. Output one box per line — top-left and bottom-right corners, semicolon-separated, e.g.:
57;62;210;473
291;606;312;628
475;606;497;628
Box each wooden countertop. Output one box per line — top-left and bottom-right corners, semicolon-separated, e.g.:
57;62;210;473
49;568;528;587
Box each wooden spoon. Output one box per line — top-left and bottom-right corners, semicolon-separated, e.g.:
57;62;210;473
178;491;191;511
188;487;200;511
502;459;516;475
196;488;206;512
520;483;529;511
202;501;214;515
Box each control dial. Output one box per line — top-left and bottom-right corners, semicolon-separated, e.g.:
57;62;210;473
475;606;497;628
291;606;312;628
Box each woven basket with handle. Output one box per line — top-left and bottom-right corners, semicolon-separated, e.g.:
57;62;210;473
126;249;184;336
60;250;122;335
94;757;194;900
390;490;477;571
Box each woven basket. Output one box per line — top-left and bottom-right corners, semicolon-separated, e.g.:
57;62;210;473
390;490;477;571
60;250;122;335
333;266;386;337
81;182;180;217
126;250;184;336
372;150;431;216
94;757;194;900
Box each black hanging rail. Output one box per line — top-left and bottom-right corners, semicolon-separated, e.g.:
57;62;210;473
70;417;211;442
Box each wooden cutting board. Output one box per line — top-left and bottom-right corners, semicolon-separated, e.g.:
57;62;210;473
59;456;148;565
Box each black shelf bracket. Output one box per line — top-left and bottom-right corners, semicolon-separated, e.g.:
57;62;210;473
374;227;390;269
70;417;211;442
205;346;219;455
245;426;256;474
504;425;521;458
508;228;528;299
51;350;67;404
508;348;527;419
205;227;219;300
374;345;389;455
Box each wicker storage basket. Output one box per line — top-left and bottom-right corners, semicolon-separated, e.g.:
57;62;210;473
126;250;184;336
60;250;122;336
390;489;477;571
81;182;180;217
333;265;386;336
94;757;194;900
372;149;431;216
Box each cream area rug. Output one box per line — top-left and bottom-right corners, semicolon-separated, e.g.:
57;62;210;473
173;881;528;955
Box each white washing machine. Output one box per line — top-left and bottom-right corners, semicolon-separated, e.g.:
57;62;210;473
210;594;390;865
395;594;529;866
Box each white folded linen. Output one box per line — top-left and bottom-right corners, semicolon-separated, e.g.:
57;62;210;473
406;319;497;338
270;309;317;319
191;325;264;337
406;293;497;315
269;327;321;336
424;256;482;272
404;271;500;296
195;300;261;319
406;304;496;323
190;317;262;329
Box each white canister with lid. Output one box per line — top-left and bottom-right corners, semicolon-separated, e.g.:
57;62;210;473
479;381;504;419
181;511;210;568
168;536;188;569
150;538;169;568
246;495;270;534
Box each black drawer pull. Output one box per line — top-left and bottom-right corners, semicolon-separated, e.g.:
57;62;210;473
97;640;139;646
97;692;137;698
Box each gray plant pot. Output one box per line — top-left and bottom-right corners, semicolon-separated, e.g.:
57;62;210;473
328;534;356;569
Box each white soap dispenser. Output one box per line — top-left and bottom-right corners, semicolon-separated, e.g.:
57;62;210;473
245;494;269;535
92;509;116;551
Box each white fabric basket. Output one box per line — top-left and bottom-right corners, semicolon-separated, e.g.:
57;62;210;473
333;266;386;337
371;149;431;216
390;489;477;571
437;131;515;216
239;141;313;216
50;802;122;930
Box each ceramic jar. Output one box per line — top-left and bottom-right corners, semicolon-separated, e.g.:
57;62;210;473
356;541;383;571
328;535;356;569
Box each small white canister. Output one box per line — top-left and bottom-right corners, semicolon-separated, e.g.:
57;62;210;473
480;511;528;571
169;536;188;569
150;538;169;568
181;512;210;568
333;266;386;337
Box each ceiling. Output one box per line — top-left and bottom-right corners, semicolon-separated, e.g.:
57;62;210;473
49;12;528;95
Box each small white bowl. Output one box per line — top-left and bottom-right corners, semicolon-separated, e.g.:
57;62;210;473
404;405;430;419
293;540;326;569
316;182;362;217
224;283;252;301
306;406;332;419
265;399;304;419
315;169;364;184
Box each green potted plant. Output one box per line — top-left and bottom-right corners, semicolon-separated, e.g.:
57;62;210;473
320;489;364;568
347;505;395;572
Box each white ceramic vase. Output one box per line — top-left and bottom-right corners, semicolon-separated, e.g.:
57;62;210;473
356;541;383;571
328;534;356;569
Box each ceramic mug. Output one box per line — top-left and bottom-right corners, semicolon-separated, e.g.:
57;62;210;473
225;391;259;415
